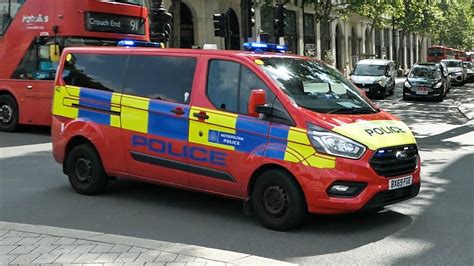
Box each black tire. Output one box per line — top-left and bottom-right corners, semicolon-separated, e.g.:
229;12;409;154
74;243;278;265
0;94;19;132
403;95;410;101
380;87;387;99
66;144;108;195
435;93;444;102
252;169;307;231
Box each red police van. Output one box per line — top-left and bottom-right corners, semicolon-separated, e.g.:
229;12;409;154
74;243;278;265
52;41;421;230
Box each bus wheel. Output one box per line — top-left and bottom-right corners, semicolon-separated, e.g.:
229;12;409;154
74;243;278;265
0;95;19;132
66;144;108;195
252;169;307;231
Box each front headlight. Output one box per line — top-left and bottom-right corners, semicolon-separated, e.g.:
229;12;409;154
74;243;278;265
433;81;442;89
307;124;366;159
378;78;386;87
404;80;412;88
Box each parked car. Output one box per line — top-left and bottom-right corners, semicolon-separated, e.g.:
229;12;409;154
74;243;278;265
463;61;474;83
441;59;467;85
403;63;449;102
350;59;396;99
439;62;452;91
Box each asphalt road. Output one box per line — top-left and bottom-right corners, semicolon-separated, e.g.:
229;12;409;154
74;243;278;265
1;83;473;265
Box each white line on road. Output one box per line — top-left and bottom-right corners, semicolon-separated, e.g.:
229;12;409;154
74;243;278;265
0;143;52;159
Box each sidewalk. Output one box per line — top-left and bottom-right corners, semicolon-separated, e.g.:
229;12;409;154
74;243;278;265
456;84;474;121
0;222;293;265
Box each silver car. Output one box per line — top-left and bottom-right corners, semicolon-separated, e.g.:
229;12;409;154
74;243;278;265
441;59;467;85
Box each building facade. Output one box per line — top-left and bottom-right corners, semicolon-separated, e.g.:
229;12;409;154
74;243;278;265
154;0;429;71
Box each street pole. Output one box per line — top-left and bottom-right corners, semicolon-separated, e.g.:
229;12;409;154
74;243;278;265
149;0;172;44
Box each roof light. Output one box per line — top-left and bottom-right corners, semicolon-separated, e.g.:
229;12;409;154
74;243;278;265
117;40;163;48
243;42;288;53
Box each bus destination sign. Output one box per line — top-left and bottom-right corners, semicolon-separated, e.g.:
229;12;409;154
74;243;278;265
85;12;145;35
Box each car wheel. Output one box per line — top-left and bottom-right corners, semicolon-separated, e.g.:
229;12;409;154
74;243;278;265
403;95;410;101
0;94;19;132
435;93;444;102
66;143;108;195
252;169;307;231
380;87;387;99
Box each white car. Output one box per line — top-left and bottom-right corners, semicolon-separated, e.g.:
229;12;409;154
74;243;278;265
441;59;467;85
350;59;396;99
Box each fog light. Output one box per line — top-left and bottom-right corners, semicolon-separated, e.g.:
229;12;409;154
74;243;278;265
331;185;349;192
327;181;367;198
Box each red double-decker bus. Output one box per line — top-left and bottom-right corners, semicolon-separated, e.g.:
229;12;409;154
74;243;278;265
427;45;456;62
0;0;149;131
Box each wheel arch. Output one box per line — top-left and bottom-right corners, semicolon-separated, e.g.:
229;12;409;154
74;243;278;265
63;135;99;175
247;163;307;201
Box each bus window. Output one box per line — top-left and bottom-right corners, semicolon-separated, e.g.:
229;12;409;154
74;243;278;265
11;38;58;80
0;0;26;35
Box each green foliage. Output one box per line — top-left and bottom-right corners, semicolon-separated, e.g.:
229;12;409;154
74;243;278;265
433;0;473;50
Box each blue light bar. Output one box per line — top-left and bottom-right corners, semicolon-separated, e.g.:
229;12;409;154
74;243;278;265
117;40;163;48
243;42;288;53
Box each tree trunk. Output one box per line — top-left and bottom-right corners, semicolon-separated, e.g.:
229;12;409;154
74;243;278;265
171;0;181;48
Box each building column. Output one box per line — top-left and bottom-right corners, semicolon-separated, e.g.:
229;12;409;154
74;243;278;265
344;22;350;68
331;22;337;67
415;34;419;63
371;27;375;55
361;24;366;54
316;22;321;60
297;8;304;56
380;28;385;58
420;36;427;62
402;33;407;71
255;4;262;42
388;28;393;60
409;33;414;67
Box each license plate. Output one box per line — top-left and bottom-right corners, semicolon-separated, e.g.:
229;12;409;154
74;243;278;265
416;88;428;95
389;175;412;190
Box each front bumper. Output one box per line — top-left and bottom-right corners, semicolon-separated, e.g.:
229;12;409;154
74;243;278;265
301;149;421;214
450;73;463;84
403;86;442;98
354;83;386;98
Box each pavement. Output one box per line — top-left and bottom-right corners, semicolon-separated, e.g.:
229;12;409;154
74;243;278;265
0;221;292;265
456;83;474;120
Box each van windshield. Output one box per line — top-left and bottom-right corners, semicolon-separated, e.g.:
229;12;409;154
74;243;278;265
258;58;378;114
353;64;386;76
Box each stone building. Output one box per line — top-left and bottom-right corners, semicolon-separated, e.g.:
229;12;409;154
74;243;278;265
151;0;430;71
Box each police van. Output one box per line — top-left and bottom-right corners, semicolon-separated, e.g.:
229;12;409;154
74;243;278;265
52;41;420;230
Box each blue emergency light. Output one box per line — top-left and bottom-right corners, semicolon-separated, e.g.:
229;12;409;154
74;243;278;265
243;42;288;53
117;40;163;48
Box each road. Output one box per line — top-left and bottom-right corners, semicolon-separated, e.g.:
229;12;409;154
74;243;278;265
1;82;473;265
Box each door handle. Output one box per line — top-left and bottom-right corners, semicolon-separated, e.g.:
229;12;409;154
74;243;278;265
170;107;185;116
26;85;33;90
193;111;209;120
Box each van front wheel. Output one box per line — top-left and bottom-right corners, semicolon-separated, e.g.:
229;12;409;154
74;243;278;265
252;169;307;231
66;144;108;195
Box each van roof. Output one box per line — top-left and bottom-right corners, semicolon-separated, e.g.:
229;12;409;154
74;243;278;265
355;59;392;65
62;46;307;60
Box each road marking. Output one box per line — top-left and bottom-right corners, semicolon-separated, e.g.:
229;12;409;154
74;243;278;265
0;143;51;159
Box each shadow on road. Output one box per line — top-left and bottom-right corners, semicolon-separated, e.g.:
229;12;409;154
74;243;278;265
0;126;50;148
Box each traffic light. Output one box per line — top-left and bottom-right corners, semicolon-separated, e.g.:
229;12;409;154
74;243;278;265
241;0;255;38
274;4;285;37
213;13;227;37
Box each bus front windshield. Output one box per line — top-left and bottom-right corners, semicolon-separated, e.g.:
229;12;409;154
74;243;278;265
258;58;378;114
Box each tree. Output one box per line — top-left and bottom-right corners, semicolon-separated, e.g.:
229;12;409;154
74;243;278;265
433;0;473;50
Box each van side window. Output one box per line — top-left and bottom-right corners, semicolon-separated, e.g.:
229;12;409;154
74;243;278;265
207;60;275;115
62;54;127;92
123;55;197;104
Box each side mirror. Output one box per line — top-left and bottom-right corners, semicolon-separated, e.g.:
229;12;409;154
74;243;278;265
248;89;266;117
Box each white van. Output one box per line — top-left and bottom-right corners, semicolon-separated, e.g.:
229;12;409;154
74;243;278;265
350;59;396;99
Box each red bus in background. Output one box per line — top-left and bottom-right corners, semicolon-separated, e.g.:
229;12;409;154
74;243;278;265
454;49;468;61
427;45;456;62
0;0;149;132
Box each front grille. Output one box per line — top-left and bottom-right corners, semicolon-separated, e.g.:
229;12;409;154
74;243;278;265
370;145;418;177
363;184;420;210
356;83;383;90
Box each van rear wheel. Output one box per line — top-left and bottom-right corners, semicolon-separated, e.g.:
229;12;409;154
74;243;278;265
66;144;108;195
0;95;19;132
252;169;307;231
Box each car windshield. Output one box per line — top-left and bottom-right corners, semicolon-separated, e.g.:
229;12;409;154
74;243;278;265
258;57;378;114
353;64;386;76
442;61;462;68
463;62;472;69
409;66;441;79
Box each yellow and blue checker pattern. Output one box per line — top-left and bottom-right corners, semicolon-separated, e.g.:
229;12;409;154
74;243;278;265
53;86;335;169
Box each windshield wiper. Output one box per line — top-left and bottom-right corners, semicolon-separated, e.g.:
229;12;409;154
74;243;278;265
328;107;379;114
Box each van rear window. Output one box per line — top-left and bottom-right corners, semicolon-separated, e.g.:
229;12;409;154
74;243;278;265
62;53;128;92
